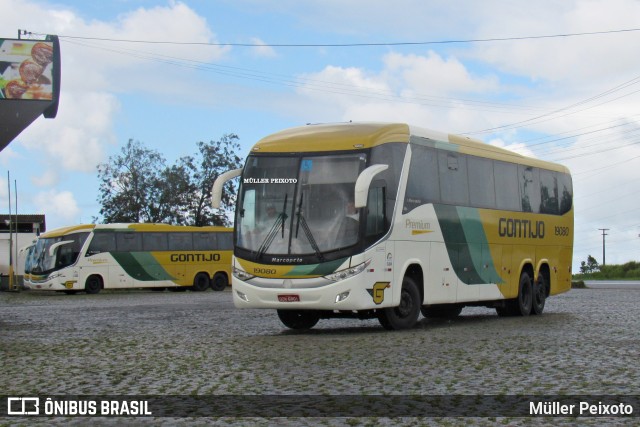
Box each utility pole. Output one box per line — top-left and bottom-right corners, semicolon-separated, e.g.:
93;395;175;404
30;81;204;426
598;228;609;266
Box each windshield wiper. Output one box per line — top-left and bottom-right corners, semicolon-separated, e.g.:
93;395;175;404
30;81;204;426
295;193;325;262
257;194;288;259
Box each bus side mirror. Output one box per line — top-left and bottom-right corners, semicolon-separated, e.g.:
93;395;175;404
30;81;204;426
211;168;243;209
48;241;72;257
354;164;388;209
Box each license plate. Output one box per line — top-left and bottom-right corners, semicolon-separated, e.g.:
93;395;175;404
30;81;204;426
278;294;300;302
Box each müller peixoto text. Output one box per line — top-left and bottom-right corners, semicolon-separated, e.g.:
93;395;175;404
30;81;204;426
530;400;634;416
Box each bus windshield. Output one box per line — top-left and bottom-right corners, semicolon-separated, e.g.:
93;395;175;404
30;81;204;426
31;232;90;275
236;153;368;261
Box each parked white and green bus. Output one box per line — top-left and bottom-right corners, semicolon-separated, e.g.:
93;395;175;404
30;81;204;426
24;223;233;294
212;122;574;330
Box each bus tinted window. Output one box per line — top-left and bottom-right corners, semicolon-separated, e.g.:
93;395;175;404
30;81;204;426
493;161;520;211
370;143;407;224
439;152;469;205
539;169;559;215
143;233;168;251
116;233;142;251
218;232;233;250
87;232;116;254
468;156;496;209
558;172;573;214
404;144;440;213
519;165;540;213
168;233;192;250
194;232;217;250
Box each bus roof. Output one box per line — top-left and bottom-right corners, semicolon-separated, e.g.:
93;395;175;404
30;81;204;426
250;122;569;173
39;223;233;239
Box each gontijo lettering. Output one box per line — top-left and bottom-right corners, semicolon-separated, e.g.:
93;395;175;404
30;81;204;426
498;218;545;239
170;253;221;262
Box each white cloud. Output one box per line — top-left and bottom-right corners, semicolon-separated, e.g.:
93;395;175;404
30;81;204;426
295;51;502;132
17;91;119;173
384;51;498;97
33;189;80;225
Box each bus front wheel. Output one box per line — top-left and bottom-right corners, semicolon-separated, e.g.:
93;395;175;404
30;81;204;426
85;275;103;294
378;276;421;330
211;273;228;291
277;310;320;330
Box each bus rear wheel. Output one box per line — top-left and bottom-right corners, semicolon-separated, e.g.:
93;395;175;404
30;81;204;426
85;275;103;294
192;273;210;292
532;274;547;315
277;310;320;330
211;272;228;291
377;276;421;330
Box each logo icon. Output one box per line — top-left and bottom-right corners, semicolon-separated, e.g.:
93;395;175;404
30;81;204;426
7;397;40;415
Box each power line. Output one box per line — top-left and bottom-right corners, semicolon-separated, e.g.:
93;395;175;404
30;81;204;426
30;27;640;47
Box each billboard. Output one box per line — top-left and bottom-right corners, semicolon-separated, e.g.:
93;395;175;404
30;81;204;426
0;35;60;151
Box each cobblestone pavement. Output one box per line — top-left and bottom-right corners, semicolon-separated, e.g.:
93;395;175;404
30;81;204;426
1;286;639;426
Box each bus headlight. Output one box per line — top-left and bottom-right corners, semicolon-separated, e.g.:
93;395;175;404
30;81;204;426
335;291;350;303
324;259;371;282
236;290;249;302
233;266;255;281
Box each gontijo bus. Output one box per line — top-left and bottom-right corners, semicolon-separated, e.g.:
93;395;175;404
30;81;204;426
212;122;573;330
24;223;233;294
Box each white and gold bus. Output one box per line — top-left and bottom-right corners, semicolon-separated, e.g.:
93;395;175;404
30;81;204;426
212;122;573;330
25;223;233;294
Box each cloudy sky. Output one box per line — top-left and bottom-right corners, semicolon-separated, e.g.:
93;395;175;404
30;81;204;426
1;0;640;270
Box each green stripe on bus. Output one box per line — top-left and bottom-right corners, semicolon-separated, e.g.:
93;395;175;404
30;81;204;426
434;205;502;285
111;252;174;282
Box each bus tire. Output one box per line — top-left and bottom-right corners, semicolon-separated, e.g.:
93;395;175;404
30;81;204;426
377;276;421;330
192;273;210;292
277;310;320;330
85;275;102;294
532;274;547;315
211;272;228;291
516;271;533;316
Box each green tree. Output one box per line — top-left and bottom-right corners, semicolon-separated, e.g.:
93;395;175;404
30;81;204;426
97;139;167;223
579;255;600;274
179;134;242;226
96;135;242;226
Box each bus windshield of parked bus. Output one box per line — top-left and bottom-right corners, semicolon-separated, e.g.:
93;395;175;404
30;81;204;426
30;232;90;276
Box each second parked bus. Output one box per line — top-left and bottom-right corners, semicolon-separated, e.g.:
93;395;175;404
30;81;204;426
25;223;233;294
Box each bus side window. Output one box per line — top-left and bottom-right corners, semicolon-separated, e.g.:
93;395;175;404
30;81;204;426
87;233;116;255
194;232;217;250
539;169;559;214
168;233;193;251
143;233;169;251
218;232;233;250
519;165;540;213
116;233;142;252
365;185;386;243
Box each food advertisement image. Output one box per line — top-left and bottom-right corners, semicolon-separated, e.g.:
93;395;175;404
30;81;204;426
0;39;54;100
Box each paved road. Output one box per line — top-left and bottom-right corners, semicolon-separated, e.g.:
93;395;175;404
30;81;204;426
1;287;639;425
584;280;640;289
